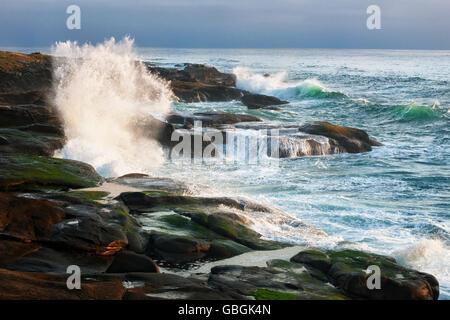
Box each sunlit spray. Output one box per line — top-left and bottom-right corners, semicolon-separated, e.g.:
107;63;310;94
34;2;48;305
52;37;173;177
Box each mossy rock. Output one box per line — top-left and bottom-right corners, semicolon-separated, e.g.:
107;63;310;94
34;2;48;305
209;264;351;300
66;191;110;203
249;289;297;300
291;249;332;273
183;210;289;251
209;239;252;259
290;248;440;300
0;127;64;157
0;154;103;191
266;259;350;300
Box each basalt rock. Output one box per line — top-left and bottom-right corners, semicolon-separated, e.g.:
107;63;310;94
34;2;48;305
0;104;65;156
0;154;103;191
299;121;383;153
106;250;160;273
171;82;244;102
116;191;327;266
0;192;129;274
291;249;439;300
0;51;52;105
0;268;126;300
148;63;236;87
122;272;246;300
226;121;382;157
166;111;262;128
208;262;350;300
148;64;242;102
241;93;289;110
0;267;245;300
147;63;285;106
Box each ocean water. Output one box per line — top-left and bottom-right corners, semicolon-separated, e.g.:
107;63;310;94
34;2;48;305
4;46;449;299
140;48;450;299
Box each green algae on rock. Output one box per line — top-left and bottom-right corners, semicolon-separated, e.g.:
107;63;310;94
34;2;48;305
0;154;103;191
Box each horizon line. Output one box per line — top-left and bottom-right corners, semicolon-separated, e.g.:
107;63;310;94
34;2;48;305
1;45;450;52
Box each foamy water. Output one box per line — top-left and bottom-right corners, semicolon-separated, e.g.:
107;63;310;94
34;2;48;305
52;37;173;177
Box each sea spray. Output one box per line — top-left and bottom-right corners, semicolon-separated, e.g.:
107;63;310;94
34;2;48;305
52;37;173;177
394;239;450;297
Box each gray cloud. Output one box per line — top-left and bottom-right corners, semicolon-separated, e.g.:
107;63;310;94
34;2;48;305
0;0;449;49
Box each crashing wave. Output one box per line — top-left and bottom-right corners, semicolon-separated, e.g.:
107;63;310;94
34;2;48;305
52;37;173;177
233;66;346;99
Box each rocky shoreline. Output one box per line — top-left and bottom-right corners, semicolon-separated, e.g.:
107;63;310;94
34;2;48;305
0;51;439;300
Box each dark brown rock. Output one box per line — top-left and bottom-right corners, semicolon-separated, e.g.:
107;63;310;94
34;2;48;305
106;250;159;273
0;193;66;242
146;232;211;265
241;93;289;109
0;104;65;156
0;51;52;105
299;121;383;153
0;268;126;300
166;111;261;128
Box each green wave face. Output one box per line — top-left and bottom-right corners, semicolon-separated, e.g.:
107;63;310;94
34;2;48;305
393;103;438;122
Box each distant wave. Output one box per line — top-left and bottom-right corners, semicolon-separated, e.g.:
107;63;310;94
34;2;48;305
390;101;441;122
233;66;346;100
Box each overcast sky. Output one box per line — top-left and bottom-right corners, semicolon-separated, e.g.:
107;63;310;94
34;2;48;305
1;0;449;49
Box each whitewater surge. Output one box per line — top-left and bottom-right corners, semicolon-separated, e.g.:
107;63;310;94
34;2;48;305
52;37;173;177
394;239;450;289
233;66;345;99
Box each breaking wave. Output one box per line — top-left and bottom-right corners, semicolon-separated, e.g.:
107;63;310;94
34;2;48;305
233;66;346;99
52;37;173;177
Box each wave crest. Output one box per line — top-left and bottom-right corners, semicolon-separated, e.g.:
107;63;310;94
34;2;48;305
391;102;440;122
233;66;346;99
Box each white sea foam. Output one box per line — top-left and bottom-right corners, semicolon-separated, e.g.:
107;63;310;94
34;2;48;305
52;37;173;177
394;238;450;297
233;66;342;99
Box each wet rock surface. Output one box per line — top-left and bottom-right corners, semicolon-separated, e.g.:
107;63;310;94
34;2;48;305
0;154;103;191
241;93;289;110
291;249;439;300
0;104;65;156
298;121;383;153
